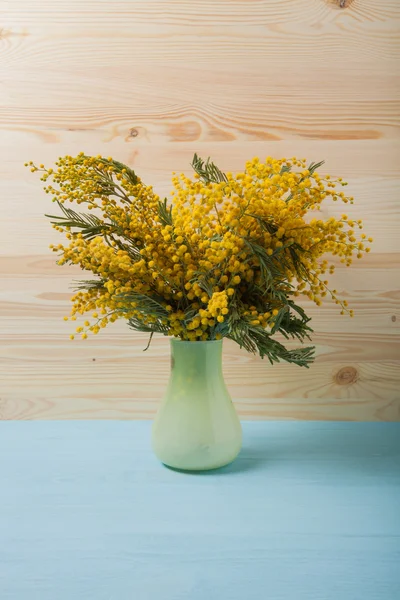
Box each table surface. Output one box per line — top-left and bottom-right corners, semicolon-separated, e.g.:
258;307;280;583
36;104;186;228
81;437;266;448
1;421;399;600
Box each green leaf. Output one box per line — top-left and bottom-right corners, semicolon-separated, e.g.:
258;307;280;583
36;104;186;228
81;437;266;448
229;318;314;367
191;154;228;184
245;213;278;236
270;306;289;335
115;292;169;319
71;278;106;291
45;201;104;240
308;160;325;176
127;317;169;338
157;198;173;227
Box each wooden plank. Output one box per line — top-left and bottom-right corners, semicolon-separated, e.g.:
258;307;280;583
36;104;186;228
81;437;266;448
1;421;400;599
1;332;399;420
1;1;399;420
2;139;400;177
0;174;399;253
2;2;400;139
0;263;399;331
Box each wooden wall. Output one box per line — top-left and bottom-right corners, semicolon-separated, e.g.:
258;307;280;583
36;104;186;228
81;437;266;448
1;1;399;420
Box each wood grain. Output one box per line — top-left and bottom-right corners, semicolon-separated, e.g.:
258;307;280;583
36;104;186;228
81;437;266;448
1;1;399;419
1;421;400;599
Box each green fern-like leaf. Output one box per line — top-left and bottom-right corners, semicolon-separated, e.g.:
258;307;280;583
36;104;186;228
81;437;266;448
157;198;173;227
115;292;169;320
191;154;228;184
227;318;314;367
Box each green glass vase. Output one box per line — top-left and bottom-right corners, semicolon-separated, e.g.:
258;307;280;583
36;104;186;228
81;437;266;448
152;339;242;471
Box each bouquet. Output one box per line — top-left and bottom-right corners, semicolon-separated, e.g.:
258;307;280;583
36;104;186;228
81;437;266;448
27;153;372;367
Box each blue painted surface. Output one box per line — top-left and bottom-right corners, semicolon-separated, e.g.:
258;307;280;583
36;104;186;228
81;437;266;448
0;421;399;600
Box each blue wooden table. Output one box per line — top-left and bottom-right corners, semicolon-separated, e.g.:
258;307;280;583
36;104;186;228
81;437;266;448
1;422;399;600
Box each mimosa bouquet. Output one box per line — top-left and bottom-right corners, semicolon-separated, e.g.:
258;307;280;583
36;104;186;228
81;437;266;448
28;154;372;367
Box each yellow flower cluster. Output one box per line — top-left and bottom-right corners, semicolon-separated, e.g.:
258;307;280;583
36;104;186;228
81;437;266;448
28;154;372;345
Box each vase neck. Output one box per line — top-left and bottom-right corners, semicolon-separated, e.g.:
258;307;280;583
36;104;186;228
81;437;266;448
170;339;223;379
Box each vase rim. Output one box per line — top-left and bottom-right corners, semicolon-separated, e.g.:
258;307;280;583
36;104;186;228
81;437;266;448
170;338;223;345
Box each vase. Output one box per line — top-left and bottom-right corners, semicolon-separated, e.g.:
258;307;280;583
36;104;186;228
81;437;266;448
152;339;242;471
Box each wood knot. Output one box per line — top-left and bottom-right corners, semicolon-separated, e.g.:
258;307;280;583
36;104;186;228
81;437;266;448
391;315;397;322
329;0;354;7
335;366;358;386
129;128;138;137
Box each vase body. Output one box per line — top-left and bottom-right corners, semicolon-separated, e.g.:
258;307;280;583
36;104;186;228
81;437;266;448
152;339;242;471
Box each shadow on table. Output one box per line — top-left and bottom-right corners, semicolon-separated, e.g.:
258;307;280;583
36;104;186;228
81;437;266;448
164;452;266;476
164;422;400;476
